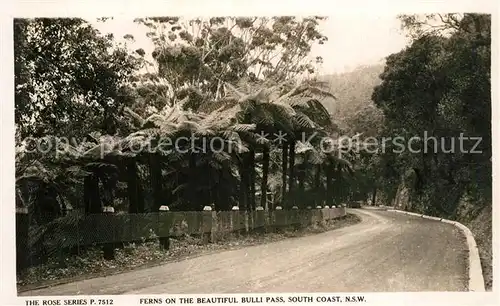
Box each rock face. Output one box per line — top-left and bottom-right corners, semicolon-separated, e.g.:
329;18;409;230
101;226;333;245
392;183;410;210
453;194;492;291
463;204;492;291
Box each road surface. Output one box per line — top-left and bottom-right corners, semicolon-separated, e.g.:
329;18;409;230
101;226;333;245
20;208;468;295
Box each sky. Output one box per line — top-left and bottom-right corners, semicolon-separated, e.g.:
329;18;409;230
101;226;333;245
91;15;411;75
311;15;411;74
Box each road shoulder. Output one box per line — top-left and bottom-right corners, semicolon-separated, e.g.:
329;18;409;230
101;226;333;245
386;208;485;292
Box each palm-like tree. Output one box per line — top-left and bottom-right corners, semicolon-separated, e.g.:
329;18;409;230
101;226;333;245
322;138;356;206
15;134;121;217
222;77;336;209
122;96;256;211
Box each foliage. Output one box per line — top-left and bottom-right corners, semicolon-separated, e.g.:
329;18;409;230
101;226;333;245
321;65;386;201
131;17;328;111
372;13;491;217
13;14;406;273
14;18;139;139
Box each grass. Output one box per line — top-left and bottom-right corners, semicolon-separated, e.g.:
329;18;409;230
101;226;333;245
17;213;361;292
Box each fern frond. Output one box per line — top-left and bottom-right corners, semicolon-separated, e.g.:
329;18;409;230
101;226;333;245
295;141;314;154
230;123;256;133
124;107;146;127
293;113;316;129
213;151;232;163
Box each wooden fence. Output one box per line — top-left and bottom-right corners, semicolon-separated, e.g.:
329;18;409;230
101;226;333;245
16;205;347;271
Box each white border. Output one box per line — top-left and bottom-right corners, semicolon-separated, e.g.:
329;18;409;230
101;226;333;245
7;0;500;17
8;293;500;306
1;1;499;306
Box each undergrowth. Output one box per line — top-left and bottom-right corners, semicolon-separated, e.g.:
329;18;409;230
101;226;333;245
18;214;361;291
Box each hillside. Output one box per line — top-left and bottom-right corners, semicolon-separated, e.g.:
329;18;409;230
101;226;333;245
320;64;385;135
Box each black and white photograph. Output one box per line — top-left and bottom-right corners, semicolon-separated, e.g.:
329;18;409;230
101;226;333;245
2;1;497;305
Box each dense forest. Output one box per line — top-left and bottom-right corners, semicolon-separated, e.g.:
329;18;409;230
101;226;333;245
319;15;491;223
322;14;492;288
15;16;353;218
15;14;491;285
377;14;491;220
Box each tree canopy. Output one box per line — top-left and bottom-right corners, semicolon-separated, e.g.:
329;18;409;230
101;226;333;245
15;16;349;220
15;18;140;139
14;13;491;223
371;13;491;217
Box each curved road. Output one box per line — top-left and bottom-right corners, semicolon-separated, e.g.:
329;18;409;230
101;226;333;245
20;208;468;295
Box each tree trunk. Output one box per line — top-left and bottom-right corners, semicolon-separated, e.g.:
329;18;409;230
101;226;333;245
90;174;101;214
84;175;91;214
371;187;377;206
281;143;288;207
287;140;296;208
16;187;25;208
36;184;62;219
298;167;305;207
325;165;333;206
102;176;116;209
315;164;322;207
149;154;163;211
260;146;270;209
127;159;144;213
249;150;256;211
420;149;427;189
59;194;67;216
207;167;213;208
187;153;197;210
85;172;102;214
127;161;137;213
239;160;248;211
335;165;342;204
